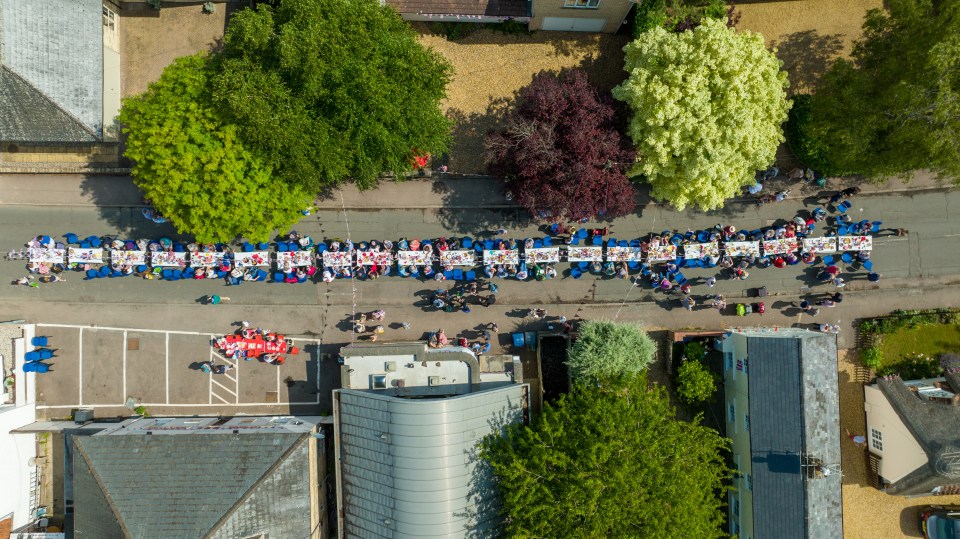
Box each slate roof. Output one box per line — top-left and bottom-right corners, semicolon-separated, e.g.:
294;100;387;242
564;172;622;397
0;67;97;143
384;0;530;18
743;330;842;539
876;372;960;495
73;432;312;539
0;0;103;141
336;384;528;539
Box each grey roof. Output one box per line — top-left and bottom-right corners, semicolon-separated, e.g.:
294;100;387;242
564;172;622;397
0;0;103;141
336;384;529;539
876;372;960;495
73;432;312;539
0;66;97;142
745;331;842;539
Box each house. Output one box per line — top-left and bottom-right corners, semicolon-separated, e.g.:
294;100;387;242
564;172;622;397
721;328;843;539
0;0;122;171
70;415;325;538
864;365;960;496
382;0;633;33
333;341;529;538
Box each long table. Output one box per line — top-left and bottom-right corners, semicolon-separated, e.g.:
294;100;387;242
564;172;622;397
524;247;560;263
802;237;837;253
566;247;603;262
606;246;642;262
151;251;188;267
110;250;147;265
28;248;65;263
234;251;271;268
322;251;353;268
762;239;799;255
440;250;475;266
357;251;392;266
837;235;872;251
647;244;677;262
190;251;225;267
683;242;720;259
277;251;314;268
483;250;519;265
724;242;760;257
397;250;432;266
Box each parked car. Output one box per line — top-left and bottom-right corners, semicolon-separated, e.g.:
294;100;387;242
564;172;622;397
920;505;960;539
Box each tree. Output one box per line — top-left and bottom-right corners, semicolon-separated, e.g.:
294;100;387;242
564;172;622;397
613;19;791;211
480;373;731;538
802;0;960;182
211;0;454;191
675;359;717;405
485;69;637;221
566;320;656;383
118;55;309;242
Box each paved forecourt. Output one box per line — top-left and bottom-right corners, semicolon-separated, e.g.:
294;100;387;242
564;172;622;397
32;323;325;417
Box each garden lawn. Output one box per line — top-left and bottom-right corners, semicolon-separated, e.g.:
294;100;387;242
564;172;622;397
878;324;960;366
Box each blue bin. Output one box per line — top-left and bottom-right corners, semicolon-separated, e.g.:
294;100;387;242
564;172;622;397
511;332;525;348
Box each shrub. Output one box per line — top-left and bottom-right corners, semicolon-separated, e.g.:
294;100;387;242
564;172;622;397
134;405;150;417
860;346;883;371
566;321;656;383
676;359;717;405
495;18;530;35
785;94;841;174
876;352;942;379
431;22;477;41
703;0;727;20
634;0;667;37
684;341;708;362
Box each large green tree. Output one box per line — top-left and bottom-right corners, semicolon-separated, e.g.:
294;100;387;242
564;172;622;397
566;320;656;384
211;0;454;191
481;373;731;538
802;0;960;181
613;19;790;211
118;55;309;242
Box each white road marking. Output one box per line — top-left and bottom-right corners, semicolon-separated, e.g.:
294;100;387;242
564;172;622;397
122;330;127;401
78;327;83;406
37;400;320;409
165;332;169;404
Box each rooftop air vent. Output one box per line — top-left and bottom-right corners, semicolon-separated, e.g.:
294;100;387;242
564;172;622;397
372;374;388;389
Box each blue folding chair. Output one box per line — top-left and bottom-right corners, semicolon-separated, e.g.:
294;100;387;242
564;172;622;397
863;260;874;271
838;200;852;213
182;267;196;278
110;270;123;277
316;243;327;254
23;362;50;373
39;349;53;360
25;351;42;362
462;237;473;249
871;221;882;233
64;233;79;244
273;272;285;282
571;268;582;279
257;242;269;250
542;237;552;247
593;236;603;246
618;240;629;248
606;238;616;248
484;240;495;250
31;337;48;347
673;272;686;283
578;262;589;271
85;269;99;280
511;332;525;348
576;228;588;239
136;265;148;274
697;231;710;243
453;269;464;281
837;226;849;236
841;253;853;264
277;242;288;252
80;241;92;249
533;240;543;249
628;261;639;271
242;242;254;252
287;242;299;252
98;266;111;278
630;239;641;248
822;255;835;266
465;270;476;281
641;264;651;276
569;237;580;246
444;270;455;280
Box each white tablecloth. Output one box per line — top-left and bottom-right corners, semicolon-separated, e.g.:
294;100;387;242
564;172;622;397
802;237;837;253
762;239;799;255
277;251;314;267
837;236;872;251
397;250;432;266
524;247;560;263
683;242;720;259
647;244;677;262
110;250;146;265
234;251;271;267
724;241;761;257
322;251;353;267
440;250;476;266
356;251;392;266
190;252;225;267
606;246;643;261
483;250;520;265
566;247;603;262
68;247;103;264
151;251;188;267
28;248;65;263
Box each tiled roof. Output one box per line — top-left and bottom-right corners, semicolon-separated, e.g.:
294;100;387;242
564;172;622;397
0;0;103;140
73;432;311;539
877;375;960;495
384;0;530;18
745;331;842;539
336;385;528;539
0;67;97;143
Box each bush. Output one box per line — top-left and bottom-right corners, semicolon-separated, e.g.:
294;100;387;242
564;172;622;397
785;94;841;174
634;0;667;37
876;352;942;379
431;22;478;41
703;0;727;20
495;18;530;35
134;405;150;417
676;359;717;405
684;341;708;362
860;347;883;370
567;321;656;383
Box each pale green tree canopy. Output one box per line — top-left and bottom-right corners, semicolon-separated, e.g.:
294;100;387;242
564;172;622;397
118;55;309;243
803;0;960;182
676;358;717;405
480;373;731;538
566;320;656;383
613;19;791;211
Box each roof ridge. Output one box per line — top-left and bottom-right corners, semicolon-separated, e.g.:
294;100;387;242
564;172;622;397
74;438;135;538
202;433;311;538
0;65;100;139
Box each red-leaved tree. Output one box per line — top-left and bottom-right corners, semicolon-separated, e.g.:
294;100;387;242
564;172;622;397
485;69;636;221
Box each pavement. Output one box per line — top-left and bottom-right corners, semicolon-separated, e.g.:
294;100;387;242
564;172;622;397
0;171;958;418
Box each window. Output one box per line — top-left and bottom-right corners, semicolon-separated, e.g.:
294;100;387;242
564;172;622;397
744;358;749;375
870;428;883;451
732;497;740;516
728;402;735;423
725;352;734;371
744;414;750;432
747;473;753;491
564;0;600;8
102;6;116;30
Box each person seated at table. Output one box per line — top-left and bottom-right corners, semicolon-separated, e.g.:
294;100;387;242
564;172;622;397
496;266;507;278
756;256;772;268
775;227;787;239
603;262;616;275
617;262;629;279
723;225;736;240
784;224;796;238
299;236;313;248
471;341;482;354
409;239;421;251
262;353;280;364
801;252;816;264
422;243;433;253
785;253;799;265
719;256;733;269
545;265;557;279
836;214;853;225
322;269;335;283
524;238;534;250
422;265;434;277
340;267;352;278
230;267;243;279
382;240;393;251
857;250;871;262
665;262;679;273
123;265;134;275
329;241;341;252
772;256;786;268
344;239;355;252
508;239;519;250
395;238;408;250
295;267;308;280
516;268;528;280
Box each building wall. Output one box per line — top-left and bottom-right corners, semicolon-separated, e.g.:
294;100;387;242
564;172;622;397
723;334;754;539
529;0;632;33
864;385;928;485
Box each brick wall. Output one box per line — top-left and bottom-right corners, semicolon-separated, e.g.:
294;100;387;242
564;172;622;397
529;0;633;33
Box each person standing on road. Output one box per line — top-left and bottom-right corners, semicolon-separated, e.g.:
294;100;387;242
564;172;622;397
208;295;230;305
